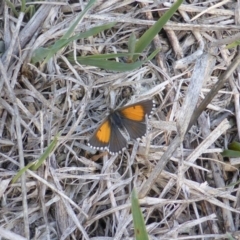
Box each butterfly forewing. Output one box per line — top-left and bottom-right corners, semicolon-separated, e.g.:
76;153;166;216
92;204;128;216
120;118;147;139
119;100;154;121
116;100;154;140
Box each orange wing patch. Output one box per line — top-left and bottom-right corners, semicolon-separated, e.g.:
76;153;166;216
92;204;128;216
96;120;111;143
121;105;145;121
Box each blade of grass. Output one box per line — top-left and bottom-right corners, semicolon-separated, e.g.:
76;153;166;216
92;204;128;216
62;0;97;40
133;0;183;61
21;0;26;12
32;22;116;64
127;33;137;62
221;150;240;158
74;48;159;71
226;232;237;240
226;40;240;49
30;133;60;171
31;0;97;64
5;0;19;17
11;162;35;184
25;5;36;19
67;22;116;43
131;188;149;240
11;133;59;184
70;52;140;60
228;141;240;151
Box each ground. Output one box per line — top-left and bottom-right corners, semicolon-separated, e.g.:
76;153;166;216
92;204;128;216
0;1;240;240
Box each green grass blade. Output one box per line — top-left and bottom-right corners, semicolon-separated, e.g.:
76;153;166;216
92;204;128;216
25;5;36;19
226;232;236;240
32;23;116;64
6;0;19;17
21;0;26;12
11;133;60;184
221;150;240;158
69;52;140;60
67;22;116;42
128;33;137;62
73;48;159;71
32;0;97;64
131;188;149;240
133;0;183;61
30;133;60;171
63;0;97;39
31;47;50;64
11;161;35;184
221;141;240;157
228;141;240;151
226;40;240;49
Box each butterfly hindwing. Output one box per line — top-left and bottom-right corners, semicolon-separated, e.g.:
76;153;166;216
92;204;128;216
119;118;147;139
88;118;111;150
88;117;127;154
108;120;127;154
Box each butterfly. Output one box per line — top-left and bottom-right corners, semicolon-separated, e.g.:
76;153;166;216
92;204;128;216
88;99;155;155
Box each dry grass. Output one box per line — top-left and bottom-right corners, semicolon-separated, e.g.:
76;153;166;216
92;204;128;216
0;0;240;239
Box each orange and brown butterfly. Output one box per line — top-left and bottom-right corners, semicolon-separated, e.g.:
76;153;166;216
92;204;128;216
88;100;155;155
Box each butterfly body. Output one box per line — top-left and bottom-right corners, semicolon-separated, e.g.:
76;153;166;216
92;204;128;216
88;100;155;155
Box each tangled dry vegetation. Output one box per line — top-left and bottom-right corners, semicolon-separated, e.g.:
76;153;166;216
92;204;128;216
1;0;240;239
